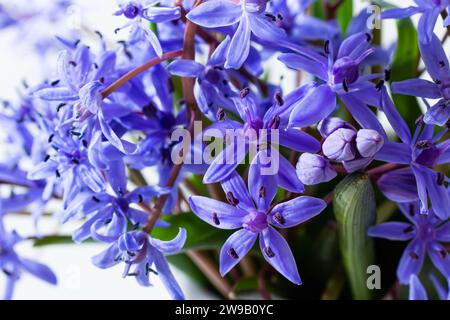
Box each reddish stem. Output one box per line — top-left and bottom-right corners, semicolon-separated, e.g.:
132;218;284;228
101;50;183;98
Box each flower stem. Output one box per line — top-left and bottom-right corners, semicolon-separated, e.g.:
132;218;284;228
101;49;183;98
186;250;235;299
143;0;203;233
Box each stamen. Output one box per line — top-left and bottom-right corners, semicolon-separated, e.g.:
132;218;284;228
376;80;384;91
342;79;349;92
212;212;220;225
403;226;414;234
227;248;239;259
324;40;330;55
259;186;266;198
217;108;225;121
409;252;419;260
264;246;275;258
437;173;445;186
268;115;280;130
275;93;284;106
384;69;391;82
138;194;143;203
226;192;240;206
273;212;285;225
92;196;100;203
50;79;60;86
57;103;66;112
240;87;250;99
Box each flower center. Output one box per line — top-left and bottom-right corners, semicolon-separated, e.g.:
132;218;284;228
243;211;268;233
332;57;359;85
414;140;440;166
115;198;130;213
123;3;141;19
439;78;450;100
417;222;436;243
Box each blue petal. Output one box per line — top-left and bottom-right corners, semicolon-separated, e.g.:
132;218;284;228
220;172;254;211
167;59;205;78
375;141;412;164
260;227;302;285
189;196;245;229
219;229;257;276
153;251;185;300
278;53;327;81
34;87;78;101
381;7;422;19
368;222;415;241
248;151;278;212
279;128;321;153
20;258;57;285
269;196;326;229
186;0;242;28
225;16;251;69
397;239;425;284
377;168;419;203
150;228;187;254
247;14;286;42
392;79;441;99
288;84;336;128
418;7;440;44
409;275;428;300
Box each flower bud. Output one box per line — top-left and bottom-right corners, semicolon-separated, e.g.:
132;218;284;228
342;157;372;173
322;128;357;161
317;117;354;138
355;129;384;158
296;153;337;185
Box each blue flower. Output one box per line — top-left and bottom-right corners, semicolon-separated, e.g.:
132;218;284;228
392;34;450;126
200;94;320;193
381;0;450;44
0;214;57;300
187;0;286;69
92;228;186;299
278;32;386;131
114;0;181;56
375;87;450;219
369;202;450;284
33;42;137;154
409;274;450;300
189;171;326;284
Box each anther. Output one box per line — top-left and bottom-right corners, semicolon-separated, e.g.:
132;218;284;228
240;87;250;99
212;212;220;225
342;79;349;92
226;192;240;206
264;246;275;258
273;212;285;225
227;248;239;259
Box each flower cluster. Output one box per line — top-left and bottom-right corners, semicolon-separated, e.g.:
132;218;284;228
0;0;449;300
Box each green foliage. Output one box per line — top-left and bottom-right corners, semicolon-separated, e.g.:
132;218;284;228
152;212;232;251
333;173;376;299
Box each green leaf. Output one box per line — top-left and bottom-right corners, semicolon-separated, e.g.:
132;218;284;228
312;0;325;20
337;0;353;36
152;212;232;251
390;18;421;129
33;235;75;247
333;173;376;300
